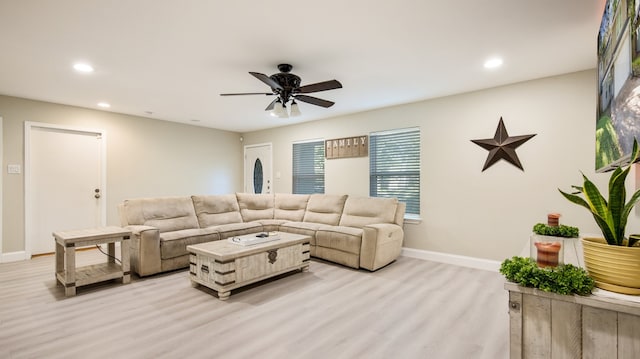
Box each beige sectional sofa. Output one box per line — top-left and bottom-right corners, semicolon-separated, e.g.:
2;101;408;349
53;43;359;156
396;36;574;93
118;193;406;276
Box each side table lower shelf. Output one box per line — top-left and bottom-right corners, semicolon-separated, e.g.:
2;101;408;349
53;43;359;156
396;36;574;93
56;262;125;288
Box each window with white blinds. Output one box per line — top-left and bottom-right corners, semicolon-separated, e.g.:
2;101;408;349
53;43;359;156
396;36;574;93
292;140;325;194
369;128;420;215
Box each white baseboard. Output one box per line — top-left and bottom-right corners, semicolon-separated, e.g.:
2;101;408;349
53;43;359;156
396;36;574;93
4;245;501;271
1;251;28;263
0;244;120;264
401;247;501;272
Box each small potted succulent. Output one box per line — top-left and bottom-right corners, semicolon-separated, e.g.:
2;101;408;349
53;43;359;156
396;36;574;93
530;213;579;268
500;212;592;297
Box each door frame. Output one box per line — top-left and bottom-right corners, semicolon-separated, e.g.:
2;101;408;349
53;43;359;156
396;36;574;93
24;121;107;258
244;142;272;193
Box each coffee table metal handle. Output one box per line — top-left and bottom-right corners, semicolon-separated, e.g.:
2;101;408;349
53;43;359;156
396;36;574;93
268;250;278;264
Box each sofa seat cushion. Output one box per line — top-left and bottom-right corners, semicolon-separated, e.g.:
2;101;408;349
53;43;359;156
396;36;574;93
255;219;289;226
315;226;363;255
192;194;243;227
279;222;323;246
253;219;289;232
159;228;219;259
208;222;262;239
236;193;274;221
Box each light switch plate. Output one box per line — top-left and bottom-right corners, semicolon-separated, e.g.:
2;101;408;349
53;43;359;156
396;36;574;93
7;164;21;174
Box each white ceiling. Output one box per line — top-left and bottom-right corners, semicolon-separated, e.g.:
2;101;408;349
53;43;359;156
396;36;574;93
0;0;605;133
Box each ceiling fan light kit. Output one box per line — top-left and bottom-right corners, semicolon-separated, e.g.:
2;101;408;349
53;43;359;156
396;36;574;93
221;64;342;118
289;100;302;117
271;99;288;118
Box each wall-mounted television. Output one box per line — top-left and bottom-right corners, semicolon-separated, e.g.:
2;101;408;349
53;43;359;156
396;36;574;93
596;0;640;172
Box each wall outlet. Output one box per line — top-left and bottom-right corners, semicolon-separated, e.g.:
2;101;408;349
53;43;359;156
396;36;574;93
7;164;21;174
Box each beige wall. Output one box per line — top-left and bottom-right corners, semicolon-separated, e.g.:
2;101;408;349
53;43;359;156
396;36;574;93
242;70;640;261
4;70;640;262
1;95;243;253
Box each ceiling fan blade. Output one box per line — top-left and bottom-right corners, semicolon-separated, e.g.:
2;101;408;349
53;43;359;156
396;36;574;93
220;92;274;96
265;98;277;111
296;80;342;93
294;95;335;108
249;72;283;90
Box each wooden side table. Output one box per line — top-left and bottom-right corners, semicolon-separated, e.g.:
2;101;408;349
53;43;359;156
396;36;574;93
53;226;131;297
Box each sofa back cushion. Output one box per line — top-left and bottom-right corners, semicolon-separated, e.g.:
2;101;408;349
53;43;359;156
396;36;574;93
303;194;348;225
274;193;309;221
339;196;398;228
122;196;199;233
236;193;274;222
191;194;243;228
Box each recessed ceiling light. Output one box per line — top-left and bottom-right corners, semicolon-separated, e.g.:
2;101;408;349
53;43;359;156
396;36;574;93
97;102;110;108
73;63;94;73
484;57;503;69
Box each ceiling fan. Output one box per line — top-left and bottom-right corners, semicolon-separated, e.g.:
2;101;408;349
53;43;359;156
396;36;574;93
220;64;342;118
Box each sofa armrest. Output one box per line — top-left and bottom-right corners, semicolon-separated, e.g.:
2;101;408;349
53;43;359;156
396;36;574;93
125;225;161;276
359;223;404;271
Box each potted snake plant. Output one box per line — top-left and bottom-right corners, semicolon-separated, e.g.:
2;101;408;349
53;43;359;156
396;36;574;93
559;138;640;294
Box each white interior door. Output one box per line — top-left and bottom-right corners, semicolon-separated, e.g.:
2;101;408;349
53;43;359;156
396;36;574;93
26;123;106;256
244;143;272;194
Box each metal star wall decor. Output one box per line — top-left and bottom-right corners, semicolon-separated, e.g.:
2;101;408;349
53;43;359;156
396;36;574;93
471;117;536;171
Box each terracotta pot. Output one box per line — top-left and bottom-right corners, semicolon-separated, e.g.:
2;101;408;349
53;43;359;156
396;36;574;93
530;234;578;267
534;241;562;268
581;237;640;295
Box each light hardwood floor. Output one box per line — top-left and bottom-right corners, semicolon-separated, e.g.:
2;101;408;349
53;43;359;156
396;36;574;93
0;249;509;359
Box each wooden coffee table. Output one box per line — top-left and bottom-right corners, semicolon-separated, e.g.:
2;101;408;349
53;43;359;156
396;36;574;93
187;232;311;300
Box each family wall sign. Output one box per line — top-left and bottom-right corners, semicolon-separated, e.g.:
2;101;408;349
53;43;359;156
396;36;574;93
325;135;368;159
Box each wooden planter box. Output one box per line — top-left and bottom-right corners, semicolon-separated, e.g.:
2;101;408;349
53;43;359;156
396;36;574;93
505;282;640;358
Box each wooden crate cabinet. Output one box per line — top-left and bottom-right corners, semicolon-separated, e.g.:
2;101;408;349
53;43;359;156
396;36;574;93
505;282;640;358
